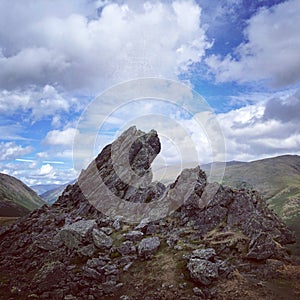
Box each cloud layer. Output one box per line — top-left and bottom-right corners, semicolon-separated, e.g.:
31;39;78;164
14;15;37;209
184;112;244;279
0;0;211;92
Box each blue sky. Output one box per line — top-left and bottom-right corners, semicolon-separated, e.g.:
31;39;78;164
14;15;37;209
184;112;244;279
0;0;299;186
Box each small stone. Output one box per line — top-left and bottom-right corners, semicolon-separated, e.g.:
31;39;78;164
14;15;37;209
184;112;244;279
101;227;113;235
124;230;144;242
78;244;96;257
83;266;102;280
123;262;133;271
113;217;123;231
117;241;136;256
179;282;187;289
193;287;204;297
174;245;183;251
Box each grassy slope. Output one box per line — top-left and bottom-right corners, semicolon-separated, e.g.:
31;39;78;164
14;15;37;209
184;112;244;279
0;173;46;217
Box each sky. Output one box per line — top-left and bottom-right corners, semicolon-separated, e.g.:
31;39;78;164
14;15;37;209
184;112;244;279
0;0;300;186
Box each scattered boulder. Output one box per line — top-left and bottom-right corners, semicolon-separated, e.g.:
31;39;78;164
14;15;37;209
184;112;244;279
124;230;144;242
138;237;160;259
59;219;96;250
92;228;113;250
117;241;136;256
188;258;219;285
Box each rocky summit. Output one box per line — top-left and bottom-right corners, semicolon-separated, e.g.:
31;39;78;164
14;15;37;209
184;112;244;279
0;126;298;299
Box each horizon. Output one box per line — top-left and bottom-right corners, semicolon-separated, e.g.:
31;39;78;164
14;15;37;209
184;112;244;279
0;0;299;186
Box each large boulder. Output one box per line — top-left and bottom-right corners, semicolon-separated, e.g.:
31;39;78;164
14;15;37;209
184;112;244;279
59;219;96;250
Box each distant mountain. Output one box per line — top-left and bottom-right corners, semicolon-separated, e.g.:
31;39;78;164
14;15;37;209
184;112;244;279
30;184;62;195
0;173;46;217
40;180;76;205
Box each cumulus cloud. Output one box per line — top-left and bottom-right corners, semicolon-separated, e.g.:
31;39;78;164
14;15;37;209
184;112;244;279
0;142;33;161
218;90;300;161
0;0;211;92
263;90;300;122
0;85;79;120
44;127;79;146
37;164;54;176
206;0;300;87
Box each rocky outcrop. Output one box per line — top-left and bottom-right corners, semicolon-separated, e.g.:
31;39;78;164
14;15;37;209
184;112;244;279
0;126;296;300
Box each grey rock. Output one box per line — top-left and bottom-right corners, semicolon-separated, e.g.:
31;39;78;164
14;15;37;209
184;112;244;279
123;262;133;271
246;232;277;260
117;241;136;256
101;227;113;235
138;237;160;259
64;295;77;300
31;261;66;290
113;217;123;231
92;228;113;250
60;219;96;249
191;248;216;261
188;258;218;285
86;258;107;269
102;280;118;294
120;296;131;300
124;230;144;242
135;218;150;231
193;287;204;297
35;234;62;251
83;266;102;280
78;244;96;257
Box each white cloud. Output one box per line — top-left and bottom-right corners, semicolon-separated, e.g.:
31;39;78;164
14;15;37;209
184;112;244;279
1;160;78;186
0;142;33;161
38;164;54;176
44;127;79;146
0;0;211;92
0;85;76;120
217;90;300;161
206;0;300;87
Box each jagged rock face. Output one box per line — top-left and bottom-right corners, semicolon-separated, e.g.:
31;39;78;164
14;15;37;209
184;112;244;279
0;126;297;300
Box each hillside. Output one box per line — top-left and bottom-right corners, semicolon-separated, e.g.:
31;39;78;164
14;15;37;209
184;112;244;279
0;173;46;217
